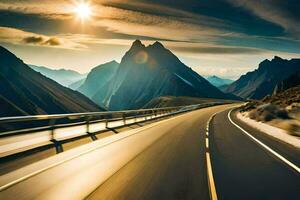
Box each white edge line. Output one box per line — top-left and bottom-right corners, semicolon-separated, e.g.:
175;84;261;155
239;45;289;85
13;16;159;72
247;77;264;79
228;109;300;174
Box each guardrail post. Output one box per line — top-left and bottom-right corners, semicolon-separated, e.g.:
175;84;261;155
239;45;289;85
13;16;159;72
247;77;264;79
49;119;63;154
122;112;126;125
86;116;97;141
105;119;108;128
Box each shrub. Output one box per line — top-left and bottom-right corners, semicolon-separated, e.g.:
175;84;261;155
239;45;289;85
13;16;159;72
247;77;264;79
250;103;290;122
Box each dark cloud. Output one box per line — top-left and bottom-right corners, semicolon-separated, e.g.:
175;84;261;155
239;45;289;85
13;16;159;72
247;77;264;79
23;36;44;44
23;36;61;46
102;0;285;37
171;46;264;55
227;0;300;36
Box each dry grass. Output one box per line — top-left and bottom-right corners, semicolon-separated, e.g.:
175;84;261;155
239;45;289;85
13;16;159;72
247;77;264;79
268;119;300;137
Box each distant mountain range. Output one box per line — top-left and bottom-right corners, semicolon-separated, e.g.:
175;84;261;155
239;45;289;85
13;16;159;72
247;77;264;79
225;56;300;99
206;75;234;87
30;65;87;87
0;46;104;117
87;40;238;110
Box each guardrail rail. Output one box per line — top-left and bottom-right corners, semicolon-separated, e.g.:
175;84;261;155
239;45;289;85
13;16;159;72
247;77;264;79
0;102;225;158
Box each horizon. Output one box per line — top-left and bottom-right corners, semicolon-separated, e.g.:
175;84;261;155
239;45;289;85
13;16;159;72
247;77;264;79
1;0;300;79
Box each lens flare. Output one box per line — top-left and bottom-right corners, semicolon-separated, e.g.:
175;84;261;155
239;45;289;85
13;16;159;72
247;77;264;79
134;51;149;64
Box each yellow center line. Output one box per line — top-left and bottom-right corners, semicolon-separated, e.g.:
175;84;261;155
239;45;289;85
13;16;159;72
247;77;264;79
206;152;218;200
205;113;220;200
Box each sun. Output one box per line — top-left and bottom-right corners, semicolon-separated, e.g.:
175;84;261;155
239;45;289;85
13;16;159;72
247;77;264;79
74;2;92;20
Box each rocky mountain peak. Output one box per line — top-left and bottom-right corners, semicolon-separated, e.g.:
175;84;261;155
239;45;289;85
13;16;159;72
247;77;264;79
130;40;145;51
151;41;165;49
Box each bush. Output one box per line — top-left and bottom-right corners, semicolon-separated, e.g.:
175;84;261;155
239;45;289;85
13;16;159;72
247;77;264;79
249;103;290;122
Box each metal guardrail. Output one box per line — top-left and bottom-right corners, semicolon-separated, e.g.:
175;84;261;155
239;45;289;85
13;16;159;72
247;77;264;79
0;102;225;158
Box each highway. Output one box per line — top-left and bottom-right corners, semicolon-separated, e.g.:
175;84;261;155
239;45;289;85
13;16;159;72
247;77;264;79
210;109;300;200
0;104;300;200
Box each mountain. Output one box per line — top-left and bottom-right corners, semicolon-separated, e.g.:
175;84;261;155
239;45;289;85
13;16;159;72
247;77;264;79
69;78;86;90
0;46;104;117
92;40;238;110
30;65;86;87
206;75;234;87
225;56;300;99
78;61;119;101
273;70;300;94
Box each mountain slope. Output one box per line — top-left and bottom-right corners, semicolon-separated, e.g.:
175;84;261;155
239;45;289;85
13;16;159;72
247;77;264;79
69;78;86;90
78;61;119;99
273;70;300;94
0;46;104;117
30;65;86;87
225;56;300;99
93;40;238;110
206;75;234;87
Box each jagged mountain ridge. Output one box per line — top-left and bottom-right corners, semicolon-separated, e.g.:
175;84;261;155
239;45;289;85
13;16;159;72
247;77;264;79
0;46;104;117
225;56;300;99
92;40;238;110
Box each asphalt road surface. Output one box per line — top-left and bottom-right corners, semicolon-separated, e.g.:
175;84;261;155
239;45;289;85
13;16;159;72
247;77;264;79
1;104;299;200
210;109;300;200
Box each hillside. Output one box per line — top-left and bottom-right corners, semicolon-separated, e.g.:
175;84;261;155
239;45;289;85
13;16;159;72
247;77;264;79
0;46;104;117
78;61;119;100
143;96;235;108
225;56;300;99
273;71;300;94
92;40;238;110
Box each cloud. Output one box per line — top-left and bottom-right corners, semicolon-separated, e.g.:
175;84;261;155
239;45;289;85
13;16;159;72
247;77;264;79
92;5;228;43
0;27;85;49
22;36;61;46
170;45;264;55
0;0;72;19
227;0;300;37
23;36;44;44
0;1;234;43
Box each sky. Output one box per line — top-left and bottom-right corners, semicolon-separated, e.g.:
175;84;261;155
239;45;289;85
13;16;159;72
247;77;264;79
0;0;300;79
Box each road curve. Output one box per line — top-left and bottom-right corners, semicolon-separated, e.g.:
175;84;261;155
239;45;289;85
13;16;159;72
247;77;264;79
1;104;299;200
0;104;235;200
209;109;300;200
